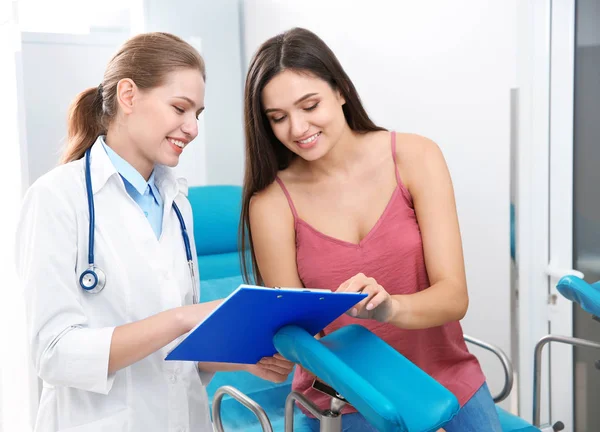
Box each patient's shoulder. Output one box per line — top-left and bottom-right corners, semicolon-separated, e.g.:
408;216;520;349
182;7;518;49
249;177;295;228
394;132;447;191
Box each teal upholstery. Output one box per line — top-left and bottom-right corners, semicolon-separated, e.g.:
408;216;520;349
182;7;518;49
274;324;460;432
197;252;241;281
188;185;244;280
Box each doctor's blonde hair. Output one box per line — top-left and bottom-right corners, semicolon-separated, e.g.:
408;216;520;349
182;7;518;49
62;32;206;164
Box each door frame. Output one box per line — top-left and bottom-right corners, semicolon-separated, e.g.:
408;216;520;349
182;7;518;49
547;1;576;430
516;0;577;428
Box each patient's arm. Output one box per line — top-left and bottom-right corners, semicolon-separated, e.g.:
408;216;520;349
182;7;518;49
392;134;468;328
249;181;305;291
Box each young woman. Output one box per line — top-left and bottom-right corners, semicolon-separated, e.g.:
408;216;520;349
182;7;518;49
15;32;293;432
240;27;502;432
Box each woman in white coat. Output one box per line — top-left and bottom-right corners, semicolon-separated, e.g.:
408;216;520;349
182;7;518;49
15;32;294;432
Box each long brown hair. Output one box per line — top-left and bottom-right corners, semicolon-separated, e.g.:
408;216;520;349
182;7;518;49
240;27;386;285
62;32;205;163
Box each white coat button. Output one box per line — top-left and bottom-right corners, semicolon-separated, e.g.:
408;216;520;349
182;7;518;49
170;374;177;383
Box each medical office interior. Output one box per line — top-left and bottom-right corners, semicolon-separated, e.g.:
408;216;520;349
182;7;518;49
1;0;599;431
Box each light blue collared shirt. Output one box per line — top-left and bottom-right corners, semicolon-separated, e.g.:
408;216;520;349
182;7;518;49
100;137;164;239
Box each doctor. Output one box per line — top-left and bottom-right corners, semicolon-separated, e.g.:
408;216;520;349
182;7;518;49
15;32;293;432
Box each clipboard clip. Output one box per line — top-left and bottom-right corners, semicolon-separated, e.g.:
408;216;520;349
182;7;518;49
273;287;332;293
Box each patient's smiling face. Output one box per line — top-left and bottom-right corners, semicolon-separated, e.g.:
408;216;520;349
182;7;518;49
261;70;347;162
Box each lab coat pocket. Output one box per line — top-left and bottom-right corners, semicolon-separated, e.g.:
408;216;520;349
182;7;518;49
57;407;131;432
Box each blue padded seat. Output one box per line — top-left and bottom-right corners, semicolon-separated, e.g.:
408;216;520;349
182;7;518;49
197;252;241;281
188;185;244;280
274;324;460;432
557;275;600;317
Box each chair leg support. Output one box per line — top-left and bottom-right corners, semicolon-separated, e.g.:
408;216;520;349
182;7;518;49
285;391;345;432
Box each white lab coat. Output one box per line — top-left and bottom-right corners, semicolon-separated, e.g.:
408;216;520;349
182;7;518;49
15;140;213;432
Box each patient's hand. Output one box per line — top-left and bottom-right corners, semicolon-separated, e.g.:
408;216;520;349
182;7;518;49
246;354;295;383
336;273;398;323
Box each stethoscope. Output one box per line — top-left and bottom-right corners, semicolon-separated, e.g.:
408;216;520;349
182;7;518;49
79;148;198;304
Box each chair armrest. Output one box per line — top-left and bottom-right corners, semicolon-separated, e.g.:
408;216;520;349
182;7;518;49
463;334;513;403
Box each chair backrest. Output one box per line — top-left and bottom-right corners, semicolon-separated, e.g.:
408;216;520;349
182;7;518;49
188;185;243;256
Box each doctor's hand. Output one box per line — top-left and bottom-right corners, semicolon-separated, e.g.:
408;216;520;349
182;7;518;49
245;354;295;383
337;273;399;323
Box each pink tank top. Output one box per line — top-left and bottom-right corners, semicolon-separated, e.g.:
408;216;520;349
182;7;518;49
275;132;485;415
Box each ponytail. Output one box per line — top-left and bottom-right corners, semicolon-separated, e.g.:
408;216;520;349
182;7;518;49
61;85;105;164
60;32;205;164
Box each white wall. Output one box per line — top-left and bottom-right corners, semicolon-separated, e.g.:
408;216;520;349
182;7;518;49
0;2;36;430
21;32;127;185
243;0;516;409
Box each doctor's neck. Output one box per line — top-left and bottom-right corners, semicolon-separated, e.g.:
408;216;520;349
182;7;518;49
105;128;155;181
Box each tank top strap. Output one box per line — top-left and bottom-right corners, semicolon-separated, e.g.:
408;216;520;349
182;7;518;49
390;131;402;185
275;177;299;220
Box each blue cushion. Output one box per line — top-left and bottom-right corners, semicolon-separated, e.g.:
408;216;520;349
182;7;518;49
274;324;459;432
188;185;243;256
198;252;243;281
557;275;600;317
497;406;540;431
198;274;244;302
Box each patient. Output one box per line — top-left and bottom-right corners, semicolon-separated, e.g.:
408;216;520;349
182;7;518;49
239;27;502;431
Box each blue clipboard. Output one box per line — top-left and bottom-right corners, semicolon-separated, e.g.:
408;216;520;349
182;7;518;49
165;285;367;364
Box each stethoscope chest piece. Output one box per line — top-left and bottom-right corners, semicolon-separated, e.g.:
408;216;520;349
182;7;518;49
79;266;106;294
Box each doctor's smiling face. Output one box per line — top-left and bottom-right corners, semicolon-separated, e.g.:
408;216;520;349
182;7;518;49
64;33;207;179
114;68;205;176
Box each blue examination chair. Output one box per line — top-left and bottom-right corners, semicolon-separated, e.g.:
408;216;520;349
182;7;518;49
189;185;599;432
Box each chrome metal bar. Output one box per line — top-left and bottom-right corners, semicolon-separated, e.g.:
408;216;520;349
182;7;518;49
329;397;346;414
319;414;342;432
463;334;514;403
285;391;323;432
319;397;345;432
212;385;273;432
533;335;600;426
